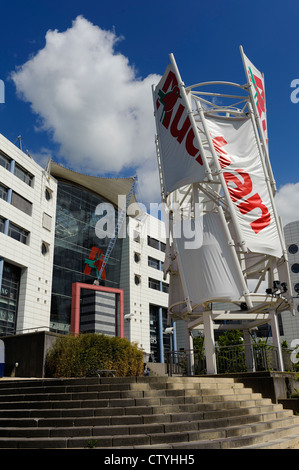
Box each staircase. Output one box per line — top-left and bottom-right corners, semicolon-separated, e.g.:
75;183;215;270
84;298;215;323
0;376;299;449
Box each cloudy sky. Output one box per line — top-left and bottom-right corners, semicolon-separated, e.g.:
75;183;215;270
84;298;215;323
0;1;299;225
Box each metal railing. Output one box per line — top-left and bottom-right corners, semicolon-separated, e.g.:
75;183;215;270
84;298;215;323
0;326;61;338
166;343;297;376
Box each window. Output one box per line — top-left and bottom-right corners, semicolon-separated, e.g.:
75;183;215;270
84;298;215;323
288;244;298;255
134;275;141;285
160;242;166;253
149;277;160;290
45;188;52;201
8;222;29;245
134;252;141;263
11;191;32;216
0;217;4;233
291;264;299;274
147;236;166;253
148;256;160;270
147;236;159;250
14;163;34;187
41;242;49;256
133;230;140;243
0;183;8;201
162;282;169;293
0;152;11;171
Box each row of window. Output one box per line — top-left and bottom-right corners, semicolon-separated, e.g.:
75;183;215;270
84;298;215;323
133;232;166;254
134;274;169;292
0;183;32;216
0;217;29;244
0;151;34;187
148;256;164;271
149;277;169;293
147;236;166;253
134;250;164;270
0;217;49;255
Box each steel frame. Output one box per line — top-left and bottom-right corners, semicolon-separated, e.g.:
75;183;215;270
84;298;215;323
154;54;293;332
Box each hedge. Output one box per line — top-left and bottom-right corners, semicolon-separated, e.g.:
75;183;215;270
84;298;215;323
45;333;144;377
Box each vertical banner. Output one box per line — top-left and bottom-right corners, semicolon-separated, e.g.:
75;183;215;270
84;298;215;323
153;60;207;194
240;47;268;147
205;115;282;258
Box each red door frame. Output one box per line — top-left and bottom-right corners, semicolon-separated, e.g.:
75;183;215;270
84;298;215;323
71;282;124;337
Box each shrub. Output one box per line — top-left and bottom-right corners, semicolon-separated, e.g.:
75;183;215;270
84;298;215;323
45;333;144;378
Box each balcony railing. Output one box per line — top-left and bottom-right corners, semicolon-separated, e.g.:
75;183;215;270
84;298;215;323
166;343;298;376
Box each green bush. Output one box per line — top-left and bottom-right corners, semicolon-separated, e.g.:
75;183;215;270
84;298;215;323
45;333;144;378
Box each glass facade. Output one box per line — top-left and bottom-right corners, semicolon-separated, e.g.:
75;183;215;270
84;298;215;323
50;181;123;334
149;304;170;362
0;262;21;335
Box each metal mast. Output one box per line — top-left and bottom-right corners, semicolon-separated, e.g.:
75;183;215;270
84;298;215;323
95;176;137;283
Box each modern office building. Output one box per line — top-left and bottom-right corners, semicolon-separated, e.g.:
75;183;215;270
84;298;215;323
0;133;170;362
280;221;299;346
0;134;57;336
120;210;173;362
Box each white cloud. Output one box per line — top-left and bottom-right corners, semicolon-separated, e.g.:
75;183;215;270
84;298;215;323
275;183;299;227
11;16;161;206
11;16;299;221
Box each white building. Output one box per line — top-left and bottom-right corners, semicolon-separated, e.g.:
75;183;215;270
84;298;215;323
281;221;299;346
0;134;57;335
121;212;172;362
0;133;170;362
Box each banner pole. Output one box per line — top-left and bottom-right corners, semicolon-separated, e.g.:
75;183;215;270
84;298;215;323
194;98;248;253
239;46;276;195
152;84;167;202
169;53;213;183
247;101;286;259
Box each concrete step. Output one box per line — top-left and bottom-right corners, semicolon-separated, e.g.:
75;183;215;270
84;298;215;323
1;416;299;449
0;384;247;401
0;409;294;439
0;376;298;449
0;378;243;397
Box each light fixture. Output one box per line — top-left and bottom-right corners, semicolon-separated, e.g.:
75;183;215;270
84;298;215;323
124;313;134;320
165;327;174;335
266;280;288;296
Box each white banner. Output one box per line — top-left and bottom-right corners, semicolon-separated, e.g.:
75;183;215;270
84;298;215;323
205;115;282;258
240;48;268;147
174;213;244;305
153;64;206;194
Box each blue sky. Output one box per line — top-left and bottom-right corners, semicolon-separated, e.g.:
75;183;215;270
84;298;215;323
0;0;299;222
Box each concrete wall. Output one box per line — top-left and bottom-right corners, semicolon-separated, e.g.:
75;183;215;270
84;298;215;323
213;371;299;403
2;331;60;378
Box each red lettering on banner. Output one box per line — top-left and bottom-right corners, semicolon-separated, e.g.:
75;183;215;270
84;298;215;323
157;69;203;166
162;70;178;95
238;193;271;234
212;135;271;234
223;170;253;202
186;128;203;164
212;136;231;169
170;104;191;142
252;73;265;118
